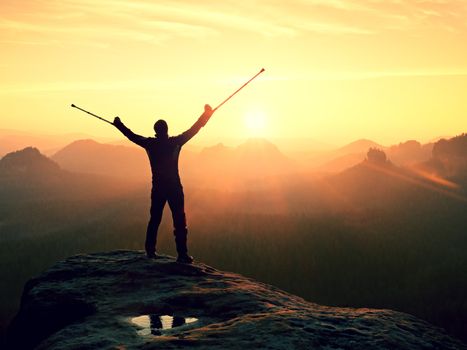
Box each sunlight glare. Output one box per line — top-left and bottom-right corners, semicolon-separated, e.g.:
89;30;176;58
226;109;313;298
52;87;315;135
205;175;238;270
244;110;267;136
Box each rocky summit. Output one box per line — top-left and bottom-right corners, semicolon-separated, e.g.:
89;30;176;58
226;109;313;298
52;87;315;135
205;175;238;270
7;250;466;349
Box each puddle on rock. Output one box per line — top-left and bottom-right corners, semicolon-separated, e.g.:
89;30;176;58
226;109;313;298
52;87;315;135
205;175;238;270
131;314;198;336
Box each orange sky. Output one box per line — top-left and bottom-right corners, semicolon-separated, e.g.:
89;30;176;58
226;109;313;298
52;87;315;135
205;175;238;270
1;0;466;147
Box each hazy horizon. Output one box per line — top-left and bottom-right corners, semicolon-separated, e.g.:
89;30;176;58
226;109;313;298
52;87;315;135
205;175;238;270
0;125;458;153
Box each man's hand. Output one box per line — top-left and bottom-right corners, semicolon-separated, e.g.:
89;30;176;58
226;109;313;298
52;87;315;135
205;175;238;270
203;104;214;118
113;116;123;127
199;104;214;126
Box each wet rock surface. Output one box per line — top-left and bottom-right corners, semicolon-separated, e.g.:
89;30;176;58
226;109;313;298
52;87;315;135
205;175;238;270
7;250;466;349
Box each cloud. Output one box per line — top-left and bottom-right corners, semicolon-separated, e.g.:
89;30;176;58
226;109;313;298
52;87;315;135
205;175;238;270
0;0;380;48
285;0;467;33
265;70;467;82
0;0;466;49
0;76;212;94
3;69;467;95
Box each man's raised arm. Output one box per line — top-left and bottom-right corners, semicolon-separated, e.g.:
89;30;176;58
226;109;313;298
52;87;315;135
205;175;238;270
177;104;215;145
113;117;148;148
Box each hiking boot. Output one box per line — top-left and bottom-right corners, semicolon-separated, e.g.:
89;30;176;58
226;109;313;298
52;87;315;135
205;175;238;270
176;254;193;264
147;252;162;259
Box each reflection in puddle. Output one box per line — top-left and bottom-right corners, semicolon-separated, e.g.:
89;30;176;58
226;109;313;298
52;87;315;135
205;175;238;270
131;314;198;336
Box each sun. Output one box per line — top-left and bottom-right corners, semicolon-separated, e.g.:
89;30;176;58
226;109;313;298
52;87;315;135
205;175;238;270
244;110;267;136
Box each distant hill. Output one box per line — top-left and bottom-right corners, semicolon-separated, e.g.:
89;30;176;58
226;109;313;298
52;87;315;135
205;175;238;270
420;133;467;181
328;144;467;210
49;138;295;189
0;147;61;178
312;139;433;173
433;133;467;159
0;129;110;157
0;146;143;203
307;139;383;173
52;139;150;181
194;143;235;179
198;138;289;166
335;138;383;156
0;147;147;245
236;138;294;174
328;150;409;208
386;140;433;166
198;142;234;162
192;138;296;188
316;153;366;173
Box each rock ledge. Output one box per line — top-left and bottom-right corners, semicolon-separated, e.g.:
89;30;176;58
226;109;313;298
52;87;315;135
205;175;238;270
7;250;466;349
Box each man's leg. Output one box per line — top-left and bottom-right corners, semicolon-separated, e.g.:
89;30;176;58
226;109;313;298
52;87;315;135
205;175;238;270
146;187;166;257
167;185;191;262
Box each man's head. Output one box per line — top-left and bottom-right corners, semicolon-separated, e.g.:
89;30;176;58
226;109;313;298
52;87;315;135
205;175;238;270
154;119;168;138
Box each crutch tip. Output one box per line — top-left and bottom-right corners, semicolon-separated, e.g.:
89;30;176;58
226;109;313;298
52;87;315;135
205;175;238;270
71;104;76;107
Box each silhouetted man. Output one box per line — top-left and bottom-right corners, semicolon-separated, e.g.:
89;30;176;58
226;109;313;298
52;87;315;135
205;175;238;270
113;104;214;263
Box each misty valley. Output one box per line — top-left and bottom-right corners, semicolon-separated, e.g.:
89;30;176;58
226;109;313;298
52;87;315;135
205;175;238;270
0;134;466;344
